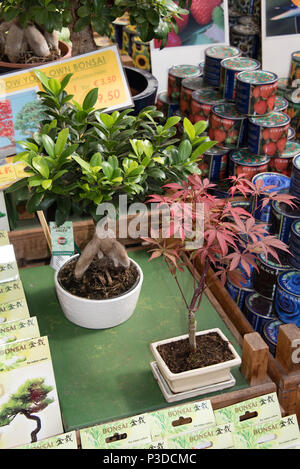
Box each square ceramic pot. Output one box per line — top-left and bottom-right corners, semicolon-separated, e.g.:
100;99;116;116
150;328;241;394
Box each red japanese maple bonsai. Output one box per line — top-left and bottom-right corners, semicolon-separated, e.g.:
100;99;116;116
145;172;295;354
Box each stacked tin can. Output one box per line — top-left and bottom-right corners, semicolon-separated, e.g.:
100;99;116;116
289;220;300;269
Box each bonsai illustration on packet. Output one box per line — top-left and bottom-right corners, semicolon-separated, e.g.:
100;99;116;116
16;431;78;450
0;336;63;448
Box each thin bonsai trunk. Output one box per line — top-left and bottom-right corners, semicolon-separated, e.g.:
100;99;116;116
22;411;41;442
69;0;98;57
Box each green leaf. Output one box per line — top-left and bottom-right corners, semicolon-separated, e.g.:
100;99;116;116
163;116;181;131
77;5;90;17
72;155;91;173
74;16;91;32
32;156;50;179
60;73;73;90
100;113;114;128
82;88;98;111
90;152;102;167
34;70;50;90
48;78;61;96
4;178;28;194
28;175;43;187
42;134;55;157
194;120;208;136
101;161;114;179
178;139;192;161
55;128;69;157
191;140;217;159
26;192;44;213
42;179;52;190
183;118;195;141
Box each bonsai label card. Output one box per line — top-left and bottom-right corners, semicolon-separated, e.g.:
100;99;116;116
0;317;40;346
0;336;63;448
214;392;282;429
0;297;30;324
0;279;26;305
234;415;300;450
16;431;78;450
50;221;74;257
80;413;151;449
149;400;215;442
0;231;9;246
0;244;18;284
167;423;235;450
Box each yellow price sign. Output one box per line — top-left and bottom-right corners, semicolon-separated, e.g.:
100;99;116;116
0;46;133;111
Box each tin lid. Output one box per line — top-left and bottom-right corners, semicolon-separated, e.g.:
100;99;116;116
293;154;300;170
249;111;290;128
252;172;290;192
286;89;300;104
292;51;300;63
258;250;291;270
238;15;260;26
221;57;260;72
192;88;224;105
230;149;270;166
245;292;274;318
113;13;130;25
231;23;260;35
236;70;278;85
279;141;300;159
204;146;231;156
169;64;201;79
157;91;172;104
291;220;300;237
272;200;300;218
230;200;252;211
274;96;288;111
263;319;284;346
181;76;204;91
205;45;241;60
229;8;243;18
288;127;295;140
277;270;300;297
212;102;244;119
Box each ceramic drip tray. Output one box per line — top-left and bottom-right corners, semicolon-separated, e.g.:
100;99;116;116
150;361;236;403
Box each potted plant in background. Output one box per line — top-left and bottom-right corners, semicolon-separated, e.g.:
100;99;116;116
144;133;295;393
0;0;188;68
6;72;215;329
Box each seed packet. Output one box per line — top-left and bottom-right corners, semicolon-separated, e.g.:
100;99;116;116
0;336;63;448
234;414;300;449
214;392;281;429
16;431;78;450
149;400;216;441
0;244;18;284
0;231;9;246
167;423;235;450
0;316;39;347
80;413;151;449
0;297;30;324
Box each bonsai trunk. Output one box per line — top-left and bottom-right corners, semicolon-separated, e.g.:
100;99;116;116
69;0;98;57
22;411;41;442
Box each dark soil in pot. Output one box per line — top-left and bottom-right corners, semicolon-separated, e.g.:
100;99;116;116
58;256;139;300
157;332;235;373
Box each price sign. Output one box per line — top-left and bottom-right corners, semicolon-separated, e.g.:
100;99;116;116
0;46;133;112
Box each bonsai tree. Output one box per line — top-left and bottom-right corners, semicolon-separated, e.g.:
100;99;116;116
0;378;54;443
144;145;295;354
14;99;46;139
6;71;215;226
0;0;189;61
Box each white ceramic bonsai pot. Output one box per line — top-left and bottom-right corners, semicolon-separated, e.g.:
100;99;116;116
150;328;241;394
54;255;143;329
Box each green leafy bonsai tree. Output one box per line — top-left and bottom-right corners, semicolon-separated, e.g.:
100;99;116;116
0;0;189;61
6;70;215;226
0;378;54;443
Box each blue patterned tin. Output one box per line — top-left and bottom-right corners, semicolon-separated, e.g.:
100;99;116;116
254;250;291;300
270;201;300;244
290;155;300;199
204;45;241;87
226;274;254;313
156;91;180;118
199;147;230;182
235;70;278;116
289;220;300;268
245;292;276;335
220;57;260;101
288;126;296;141
247;111;291;157
275;271;300;327
251;173;290;223
263;319;284;356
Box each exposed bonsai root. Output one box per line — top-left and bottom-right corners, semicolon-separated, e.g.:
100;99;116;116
24;25;51;58
4;23;25;63
43;30;60;55
74;227;130;280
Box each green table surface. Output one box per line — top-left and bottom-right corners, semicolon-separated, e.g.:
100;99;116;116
20;250;248;432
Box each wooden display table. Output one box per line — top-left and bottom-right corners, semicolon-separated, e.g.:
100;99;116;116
19;249;276;432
